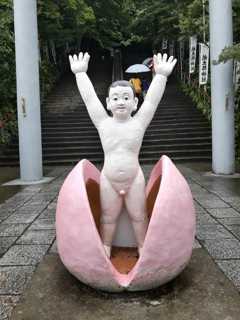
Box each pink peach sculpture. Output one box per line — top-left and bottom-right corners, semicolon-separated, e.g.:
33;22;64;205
56;51;195;292
56;155;196;292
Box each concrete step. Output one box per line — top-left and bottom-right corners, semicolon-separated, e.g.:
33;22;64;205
4;141;211;156
0;148;212;167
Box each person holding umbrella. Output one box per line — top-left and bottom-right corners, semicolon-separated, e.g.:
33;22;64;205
141;76;150;100
129;76;142;98
149;59;155;79
69;52;177;258
126;63;150;98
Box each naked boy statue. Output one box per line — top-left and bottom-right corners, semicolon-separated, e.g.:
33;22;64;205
69;52;177;257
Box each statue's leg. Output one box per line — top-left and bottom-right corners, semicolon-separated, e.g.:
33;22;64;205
100;174;123;257
124;169;148;254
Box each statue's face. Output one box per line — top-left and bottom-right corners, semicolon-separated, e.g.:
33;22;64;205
107;86;138;118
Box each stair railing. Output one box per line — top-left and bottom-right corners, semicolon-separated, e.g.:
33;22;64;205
113;50;123;82
0;109;17;137
175;67;211;102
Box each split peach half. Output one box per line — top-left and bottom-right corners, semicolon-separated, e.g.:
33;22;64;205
56;155;196;292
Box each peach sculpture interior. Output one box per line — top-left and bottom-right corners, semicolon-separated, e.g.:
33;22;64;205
56;155;196;292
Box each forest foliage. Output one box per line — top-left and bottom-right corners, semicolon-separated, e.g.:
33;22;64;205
1;0;240;156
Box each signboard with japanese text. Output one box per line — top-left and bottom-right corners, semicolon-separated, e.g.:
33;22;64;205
38;40;41;62
234;61;240;91
199;43;209;85
65;42;70;53
50;39;57;65
189;37;197;73
179;41;184;70
234;61;240;108
43;41;49;59
169;40;174;57
162;38;168;50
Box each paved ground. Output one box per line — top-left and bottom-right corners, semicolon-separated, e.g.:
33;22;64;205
1;162;240;319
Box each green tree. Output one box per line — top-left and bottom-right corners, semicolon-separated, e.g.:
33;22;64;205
0;0;17;148
84;0;128;50
178;0;209;43
0;0;15;113
121;0;206;54
37;0;129;54
37;0;95;51
208;0;240;64
213;44;240;64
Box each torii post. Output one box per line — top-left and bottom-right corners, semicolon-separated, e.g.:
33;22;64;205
13;0;43;181
209;0;235;174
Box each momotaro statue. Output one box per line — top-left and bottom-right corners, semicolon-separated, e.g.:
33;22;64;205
69;52;177;258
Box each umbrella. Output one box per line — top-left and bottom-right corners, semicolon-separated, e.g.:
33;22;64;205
142;57;153;66
125;64;150;73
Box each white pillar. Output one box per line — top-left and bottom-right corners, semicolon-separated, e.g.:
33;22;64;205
14;0;43;181
209;0;235;174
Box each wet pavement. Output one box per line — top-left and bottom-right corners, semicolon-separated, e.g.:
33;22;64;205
1;162;240;319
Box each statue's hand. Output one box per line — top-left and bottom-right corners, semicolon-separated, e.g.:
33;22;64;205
154;53;177;77
69;52;90;74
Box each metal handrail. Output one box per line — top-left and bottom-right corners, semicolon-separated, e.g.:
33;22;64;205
176;67;211;102
0;109;17;136
0;109;17;128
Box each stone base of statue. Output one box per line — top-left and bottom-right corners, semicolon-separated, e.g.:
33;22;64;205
56;155;196;292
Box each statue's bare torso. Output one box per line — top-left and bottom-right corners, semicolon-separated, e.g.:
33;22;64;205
99;117;144;194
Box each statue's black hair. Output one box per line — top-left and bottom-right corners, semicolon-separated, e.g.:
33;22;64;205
108;80;136;98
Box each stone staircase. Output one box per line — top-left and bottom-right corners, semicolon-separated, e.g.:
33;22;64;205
0;56;212;166
141;78;212;162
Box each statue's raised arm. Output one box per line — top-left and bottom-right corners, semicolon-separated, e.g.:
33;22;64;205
69;52;89;74
154;53;177;77
135;53;177;128
69;52;108;127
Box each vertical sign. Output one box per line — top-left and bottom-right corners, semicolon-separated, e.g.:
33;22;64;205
65;42;70;53
38;40;41;62
179;41;184;70
234;61;240;91
169;40;174;56
189;36;197;73
43;41;49;59
50;39;57;65
199;43;209;85
234;61;240;108
162;38;168;50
